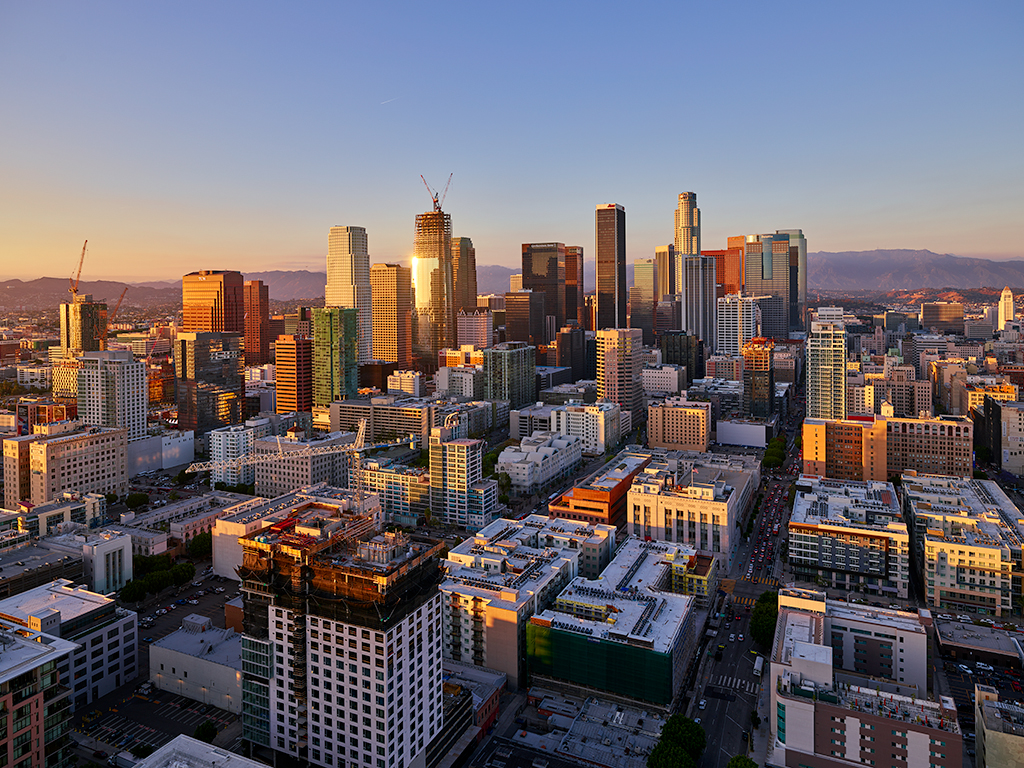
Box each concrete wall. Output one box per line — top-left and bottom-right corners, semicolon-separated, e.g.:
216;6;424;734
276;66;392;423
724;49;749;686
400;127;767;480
149;645;243;714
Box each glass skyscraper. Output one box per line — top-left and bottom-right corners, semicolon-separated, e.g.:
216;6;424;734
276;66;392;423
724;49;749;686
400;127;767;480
595;204;626;329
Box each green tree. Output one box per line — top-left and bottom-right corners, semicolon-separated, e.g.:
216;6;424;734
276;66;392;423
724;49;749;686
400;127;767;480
726;757;757;768
171;562;196;586
750;590;779;646
497;472;512;495
119;580;147;603
193;720;217;743
144;570;174;595
135;554;171;577
130;744;157;759
647;741;695;768
188;532;212;560
105;492;119;505
660;715;706;761
125;492;150;510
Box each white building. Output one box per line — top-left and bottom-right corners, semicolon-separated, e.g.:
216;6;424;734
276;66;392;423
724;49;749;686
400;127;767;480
127;428;195;476
435;365;484;399
999;286;1015;330
253;430;355;498
102;524;168;556
387;370;424;397
495;432;583;494
325;225;372;364
358;459;430;525
150;614;242;713
716;293;758;356
641;363;686;396
77;350;147;442
550;402;621;456
456;309;492;349
133;735;268;768
807;320;847;420
0;578;137;709
39;528;133;594
16;365;52;388
208;413;311;486
429;427;501;531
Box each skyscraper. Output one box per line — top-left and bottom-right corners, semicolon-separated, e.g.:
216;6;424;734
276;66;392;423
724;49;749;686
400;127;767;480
430;425;500;530
595;203;626;329
77;350;147;442
522;242;566;330
312;308;357;406
483;342;536;409
451;236;477;314
564;246;584;325
412;208;454;369
596;328;643;424
505;291;547;346
681;255;716;350
807;321;847;420
920;302;965;335
243;279;270;366
556;326;586;381
674;192;700;315
742;338;775;417
175;332;244;434
736;234;791;338
325;226;372;364
717;293;759;356
181;270;244;333
703;247;744;299
777;229;807;328
369;263;412;368
59;295;107;354
275;334;313;414
654;244;675;300
631;258;657;344
999;286;1015;330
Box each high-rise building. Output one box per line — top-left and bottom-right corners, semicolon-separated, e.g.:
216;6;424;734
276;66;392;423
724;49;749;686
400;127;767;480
595;204;626;329
735;234;790;337
596;328;643;424
660;331;704;385
681;255;716;350
505;290;547;346
647;397;711;451
275;335;312;414
654;244;675;301
369;262;412;368
430;426;500;531
703;247;743;299
777;229;807;327
564;246;584;324
59;294;107;354
175;332;244;434
555;326;586;382
456;308;491;349
716;293;759;356
999;286;1015;330
631;258;657;345
412;208;454;368
920;301;965;335
451;236;477;314
77;350;147;442
807;321;847;420
181;270;244;333
312;308;357;406
521;242;566;330
742;338;775;417
674;192;700;257
243;280;270;367
483;342;536;409
325;226;372;364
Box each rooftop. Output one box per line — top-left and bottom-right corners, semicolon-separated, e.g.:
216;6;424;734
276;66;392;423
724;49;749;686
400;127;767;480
556;697;664;768
134;735;267;768
0;578;113;625
934;618;1024;658
791;476;905;532
773;607;828;666
0;617;79;685
901;474;1024;552
0;545;82;581
220;484;382;528
979;695;1024;737
151;615;242;669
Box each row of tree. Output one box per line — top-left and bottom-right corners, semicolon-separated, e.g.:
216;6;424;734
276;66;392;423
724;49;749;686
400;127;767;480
119;561;196;603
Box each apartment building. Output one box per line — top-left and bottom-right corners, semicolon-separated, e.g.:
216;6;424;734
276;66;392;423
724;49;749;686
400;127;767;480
38;529;132;594
329;395;436;446
495;432;583;495
253;430;355;498
357;459;430;526
647;397;711;451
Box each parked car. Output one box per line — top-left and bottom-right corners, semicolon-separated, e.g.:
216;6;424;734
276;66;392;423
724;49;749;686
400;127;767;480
959;664;973;674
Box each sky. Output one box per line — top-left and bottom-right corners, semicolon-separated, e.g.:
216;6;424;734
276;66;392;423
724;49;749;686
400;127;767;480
1;1;1022;281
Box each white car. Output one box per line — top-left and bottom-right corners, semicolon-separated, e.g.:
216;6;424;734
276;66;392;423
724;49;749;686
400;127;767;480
698;699;707;710
729;634;736;642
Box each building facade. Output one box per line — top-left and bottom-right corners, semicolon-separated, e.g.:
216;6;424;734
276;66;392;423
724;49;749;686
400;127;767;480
275;335;313;414
808;321;847;420
596;328;643;425
243;280;271;367
76;350;147;443
595;204;626;330
369;263;413;369
325;225;372;364
182;270;244;334
647;398;710;451
312;308;358;406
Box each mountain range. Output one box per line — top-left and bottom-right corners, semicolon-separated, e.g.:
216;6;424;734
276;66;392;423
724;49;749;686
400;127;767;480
3;249;1024;311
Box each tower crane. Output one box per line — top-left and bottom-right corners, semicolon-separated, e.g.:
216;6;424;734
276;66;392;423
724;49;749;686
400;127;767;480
420;174;453;212
69;240;87;298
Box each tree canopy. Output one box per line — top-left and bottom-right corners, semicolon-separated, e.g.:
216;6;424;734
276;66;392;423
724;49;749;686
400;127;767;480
726;757;758;768
188;532;212;560
194;720;217;743
750;590;779;646
648;715;705;768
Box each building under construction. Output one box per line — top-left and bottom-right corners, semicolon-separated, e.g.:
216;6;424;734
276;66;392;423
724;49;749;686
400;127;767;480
238;489;445;767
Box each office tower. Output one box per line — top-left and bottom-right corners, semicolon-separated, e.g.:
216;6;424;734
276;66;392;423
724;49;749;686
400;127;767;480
369;263;412;368
312;308;357;406
742;338;775;417
483;342;536;409
243;280;270;366
521;242;566;330
807;321;847;420
412;207;454;368
595;204;626;329
681;255;716;350
564;246;584;324
325;225;372;364
555;326;586;381
175;332;244;434
659;331;704;385
717;293;759;356
59;294;107;354
77;350;147;442
509;274;523;293
430;426;500;530
181;270;244;333
1000;286;1015;330
654;244;675;300
477;294;505;311
451;236;477;314
777;229;807;327
237;490;443;767
275;335;313;414
596;328;643;424
920;301;965;335
656;300;680;333
505;290;547;346
631;258;657;345
703;247;744;299
737;233;791;337
456;308;491;349
673;192;700;312
647;397;711;451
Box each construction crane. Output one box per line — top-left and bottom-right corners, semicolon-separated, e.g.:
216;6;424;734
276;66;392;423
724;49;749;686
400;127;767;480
420;174;452;212
100;287;127;349
69;240;87;298
186;420;419;506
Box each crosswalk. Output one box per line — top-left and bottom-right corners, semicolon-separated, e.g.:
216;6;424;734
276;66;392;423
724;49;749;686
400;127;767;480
712;674;760;694
741;576;780;586
732;596;756;606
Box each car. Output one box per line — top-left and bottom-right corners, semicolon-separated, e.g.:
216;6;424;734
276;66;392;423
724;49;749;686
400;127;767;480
192;581;203;587
959;664;973;674
694;717;701;725
739;633;745;642
188;599;199;605
143;637;154;643
729;634;736;642
176;598;187;605
977;663;994;672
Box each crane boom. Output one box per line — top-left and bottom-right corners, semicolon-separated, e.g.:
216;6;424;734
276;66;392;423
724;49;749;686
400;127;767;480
420;175;440;211
438;173;453;209
69;240;87;297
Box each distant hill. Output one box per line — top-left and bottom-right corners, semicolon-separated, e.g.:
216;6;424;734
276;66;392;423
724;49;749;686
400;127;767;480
808;249;1024;291
245;270;326;300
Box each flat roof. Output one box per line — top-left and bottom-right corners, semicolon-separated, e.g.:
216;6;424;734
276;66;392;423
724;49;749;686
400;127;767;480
0;578;111;624
791;476;905;531
980;696;1024;737
151;616;242;669
134;735;266;768
556;698;664;768
0;545;81;581
935;618;1024;659
828;602;926;635
773;607;825;665
0;618;79;685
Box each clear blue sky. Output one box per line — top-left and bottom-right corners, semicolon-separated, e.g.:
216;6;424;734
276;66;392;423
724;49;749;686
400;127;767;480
2;1;1021;281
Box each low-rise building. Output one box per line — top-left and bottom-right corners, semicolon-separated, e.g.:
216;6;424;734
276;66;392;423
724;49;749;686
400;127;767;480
647;397;711;451
149;614;242;713
435;365;484;399
253;429;355;498
101;524;169;557
549;451;651;531
440;514;618;689
788;476;911;598
39;528;133;594
0;545;84;598
1;491;106;537
388;370;425;397
641;363;686;396
0;578;137;709
358;458;430;526
495;432;583;495
133;735;270;768
976;685;1024;768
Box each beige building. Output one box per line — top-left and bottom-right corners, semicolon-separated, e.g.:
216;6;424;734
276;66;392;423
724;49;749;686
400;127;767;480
253;430;354;498
954;376;1018;416
976;684;1024;768
596;328;643;423
369;262;413;368
647;397;710;451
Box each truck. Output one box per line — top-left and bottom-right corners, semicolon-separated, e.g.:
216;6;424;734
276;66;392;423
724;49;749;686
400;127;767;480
753;655;764;678
108;752;137;768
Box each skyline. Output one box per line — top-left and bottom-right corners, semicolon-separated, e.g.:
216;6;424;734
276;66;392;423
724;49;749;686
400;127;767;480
2;2;1022;281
